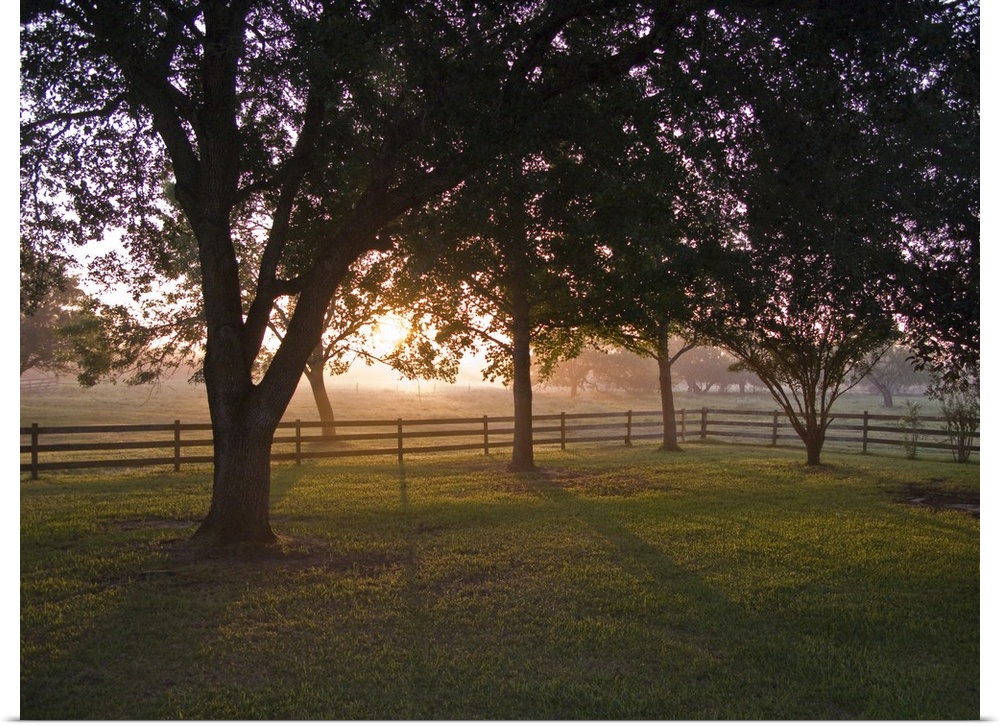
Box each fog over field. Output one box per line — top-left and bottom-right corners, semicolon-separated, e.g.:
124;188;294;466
20;353;926;430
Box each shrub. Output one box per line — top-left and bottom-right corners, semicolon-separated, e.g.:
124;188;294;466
898;400;921;460
929;370;979;464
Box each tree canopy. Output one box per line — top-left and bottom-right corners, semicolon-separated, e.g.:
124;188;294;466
21;0;694;541
20;0;978;539
686;2;977;465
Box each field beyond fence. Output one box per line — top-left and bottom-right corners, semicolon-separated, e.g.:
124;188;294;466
20;407;978;478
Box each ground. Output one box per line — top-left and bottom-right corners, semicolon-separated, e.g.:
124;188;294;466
899;483;979;518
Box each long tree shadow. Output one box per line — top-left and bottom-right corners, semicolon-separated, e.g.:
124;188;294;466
506;467;889;719
395;462;437;719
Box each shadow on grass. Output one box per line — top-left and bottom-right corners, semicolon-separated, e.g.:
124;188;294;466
510;468;811;717
500;465;978;720
21;454;979;720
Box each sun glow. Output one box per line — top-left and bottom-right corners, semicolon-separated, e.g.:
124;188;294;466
370;314;412;357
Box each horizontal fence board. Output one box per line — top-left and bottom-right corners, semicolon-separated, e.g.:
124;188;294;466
23;456;182;472
705;429;775;441
566;434;628;445
23;439;177;454
865;437;979;452
296;432;398;444
397;441;496;455
565;422;629;433
709;421;777;430
20;423;178;435
293;447;403;460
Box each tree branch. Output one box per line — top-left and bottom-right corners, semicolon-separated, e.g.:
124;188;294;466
242;89;327;364
21;94;128;134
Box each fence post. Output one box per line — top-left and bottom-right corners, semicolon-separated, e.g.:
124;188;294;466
397;418;404;463
31;423;39;481
295;419;302;466
174;420;181;472
862;411;869;455
700;407;708;441
680;409;686;442
483;415;490;455
771;411;779;447
560;412;567;450
625;410;633;447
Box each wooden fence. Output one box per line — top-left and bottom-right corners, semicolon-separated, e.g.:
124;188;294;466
20;377;59;393
20;407;978;479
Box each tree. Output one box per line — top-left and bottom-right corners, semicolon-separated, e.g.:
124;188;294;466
22;1;683;541
864;345;930;408
565;136;721;451
693;5;940;466
584;348;659;395
671;346;753;395
891;1;979;382
704;248;898;467
398;152;593;471
20;278;104;377
539;347;603;398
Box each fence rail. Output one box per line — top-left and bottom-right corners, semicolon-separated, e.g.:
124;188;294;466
20;407;978;478
20;377;59;393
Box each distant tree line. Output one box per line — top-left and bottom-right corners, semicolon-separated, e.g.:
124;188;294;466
538;346;765;398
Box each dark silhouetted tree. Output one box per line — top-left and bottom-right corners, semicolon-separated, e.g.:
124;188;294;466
21;1;684;540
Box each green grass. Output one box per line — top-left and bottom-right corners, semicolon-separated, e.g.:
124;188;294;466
21;444;978;719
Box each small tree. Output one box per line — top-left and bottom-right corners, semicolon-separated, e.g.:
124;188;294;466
929;366;979;464
538;347;603;398
672;346;748;395
706;284;896;466
898;400;921;460
587;348;660;395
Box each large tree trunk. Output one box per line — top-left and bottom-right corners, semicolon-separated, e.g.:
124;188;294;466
191;237;351;544
304;359;337;438
657;356;680;451
191;317;284;544
509;288;535;472
195;414;277;543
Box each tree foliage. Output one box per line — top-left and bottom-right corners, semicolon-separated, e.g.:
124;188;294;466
687;3;973;465
21;0;686;541
864;345;931;408
20;0;977;536
20;279;104;378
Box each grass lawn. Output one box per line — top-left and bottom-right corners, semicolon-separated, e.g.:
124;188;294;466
20;443;979;719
